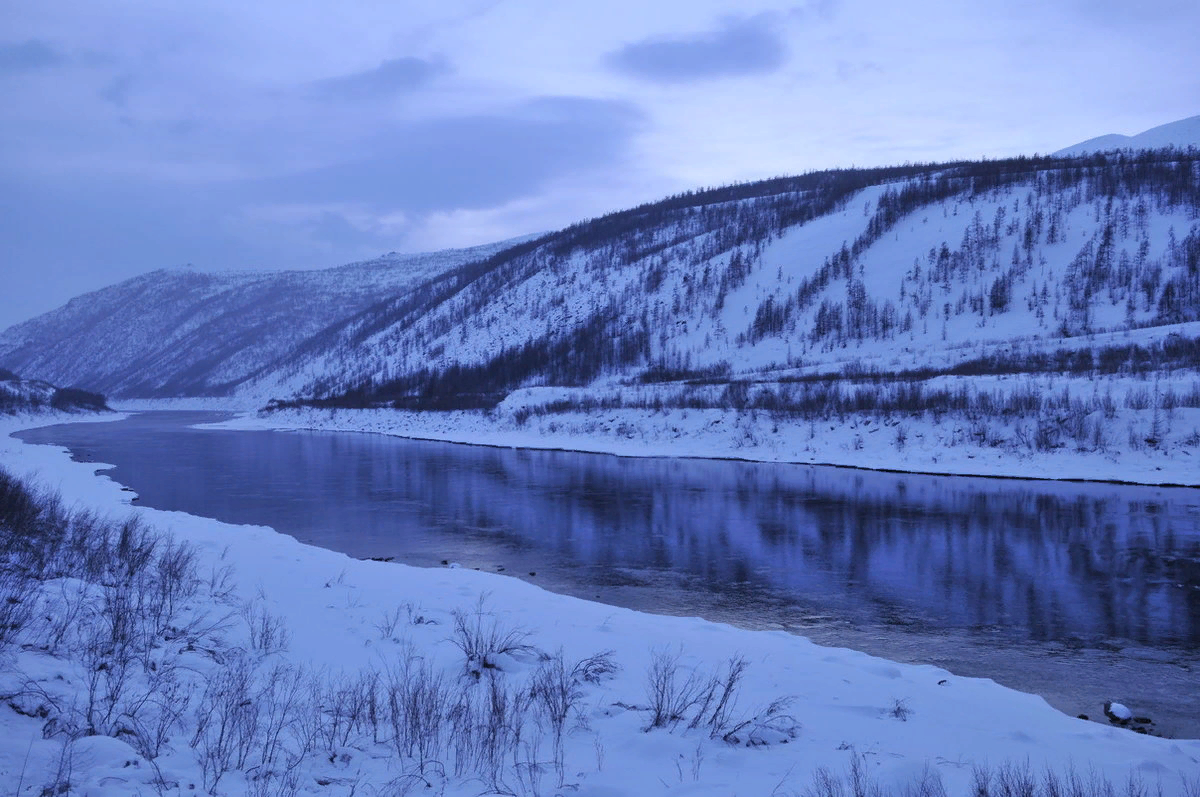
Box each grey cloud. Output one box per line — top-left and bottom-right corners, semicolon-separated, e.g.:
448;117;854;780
0;40;65;73
261;96;644;213
836;61;883;82
314;56;449;100
792;0;838;22
604;15;787;84
0;94;644;329
1074;0;1197;24
307;211;377;249
0;170;226;330
100;74;133;107
0;166;374;329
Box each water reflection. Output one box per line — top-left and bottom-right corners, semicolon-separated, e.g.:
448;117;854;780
17;411;1198;650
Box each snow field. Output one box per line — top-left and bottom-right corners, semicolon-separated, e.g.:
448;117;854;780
209;374;1200;486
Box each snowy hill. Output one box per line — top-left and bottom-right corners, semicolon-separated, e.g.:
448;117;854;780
0;241;522;397
247;150;1199;411
2;151;1198;425
1054;114;1200;156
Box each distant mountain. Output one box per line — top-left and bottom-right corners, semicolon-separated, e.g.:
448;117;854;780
3;150;1198;408
0;241;523;398
1054;114;1200;156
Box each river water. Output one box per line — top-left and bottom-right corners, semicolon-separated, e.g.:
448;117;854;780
15;411;1200;737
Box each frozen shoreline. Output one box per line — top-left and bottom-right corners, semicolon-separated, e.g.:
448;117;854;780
3;410;1199;797
180;394;1200;487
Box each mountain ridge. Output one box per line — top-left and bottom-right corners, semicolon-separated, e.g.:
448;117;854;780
1054;114;1200;156
2;150;1198;411
0;239;525;397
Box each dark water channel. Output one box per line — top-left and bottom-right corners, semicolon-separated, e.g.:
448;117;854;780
16;411;1200;737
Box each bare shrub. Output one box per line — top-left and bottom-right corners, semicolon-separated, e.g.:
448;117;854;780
513;722;546;797
847;752;884;797
890;697;912;721
0;473;197;659
687;655;747;736
189;663;312;793
450;595;537;678
806;764;848;797
731;695;801;746
312;669;380;753
406;603;436;626
801;758;1175;797
375;605;406;641
973;762;995;797
994;760;1040;797
532;650;585;785
191;652;260;793
644;650;798;744
644;648;712;730
441;666;532;790
902;765;948;797
111;517;159;584
127;676;193;760
1034;415;1061;451
247;768;302;797
480;670;531;792
1101;389;1118;420
38;578;93;654
573;649;619;684
41;740;75;797
1127;422;1145;451
375;603;437;642
206;563;238;603
253;664;314;781
71;587;190;745
0;561;37;650
149;537;200;631
446;677;481;779
807;752;883;797
1126;388;1151;410
242;600;292;655
384;653;450;776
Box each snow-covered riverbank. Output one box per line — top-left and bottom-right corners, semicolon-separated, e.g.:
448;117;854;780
192;385;1200;487
3;411;1198;797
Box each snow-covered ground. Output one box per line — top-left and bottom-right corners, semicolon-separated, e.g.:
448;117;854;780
198;382;1200;487
3;412;1198;797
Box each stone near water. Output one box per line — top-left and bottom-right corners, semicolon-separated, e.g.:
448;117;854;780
1104;701;1132;723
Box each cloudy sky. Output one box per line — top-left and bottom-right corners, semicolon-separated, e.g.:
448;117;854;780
2;0;1198;330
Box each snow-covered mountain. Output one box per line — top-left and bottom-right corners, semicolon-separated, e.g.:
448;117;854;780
0;241;522;397
2;150;1197;408
1054;114;1200;156
249;150;1199;409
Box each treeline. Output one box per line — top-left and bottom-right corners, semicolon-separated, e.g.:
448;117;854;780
944;335;1200;379
0;370;109;415
636;361;733;384
771;334;1200;384
516;377;1200;455
272;308;650;411
48;387;109;412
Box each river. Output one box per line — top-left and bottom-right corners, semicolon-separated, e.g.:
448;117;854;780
15;410;1200;737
